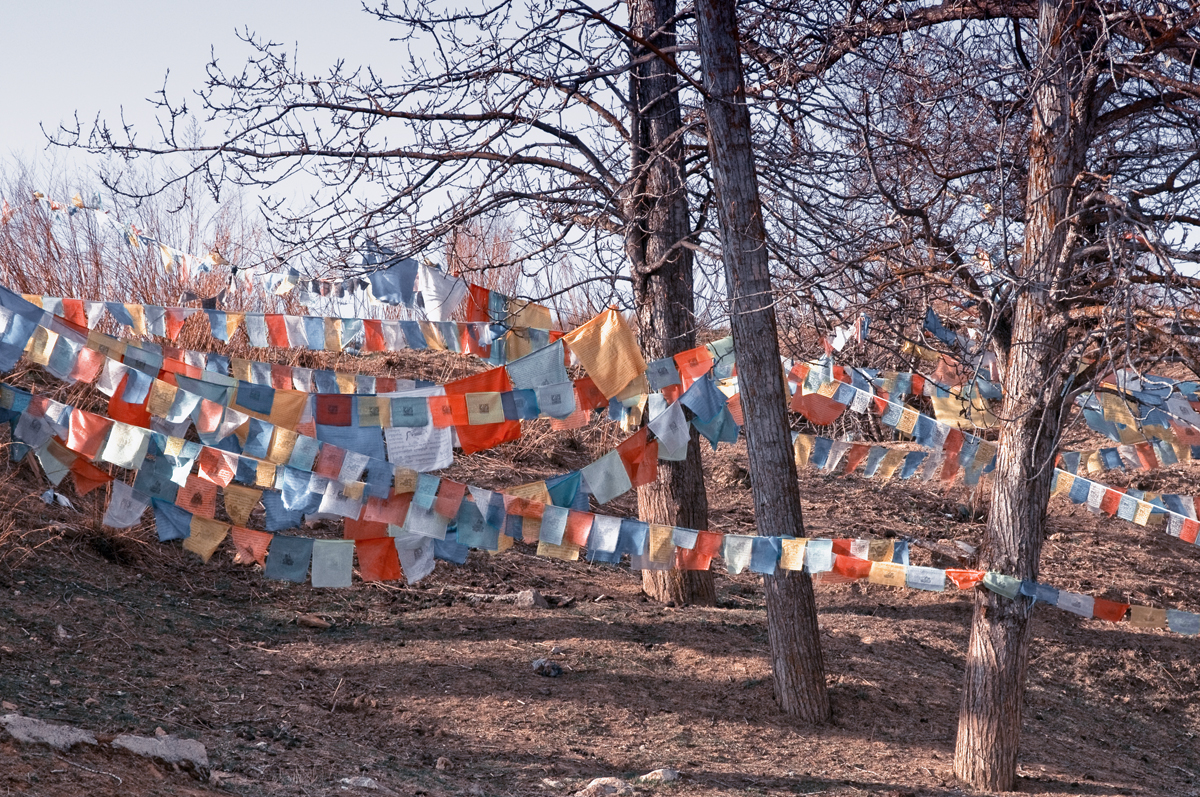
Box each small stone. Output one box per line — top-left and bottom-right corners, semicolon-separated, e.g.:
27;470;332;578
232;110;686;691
639;768;680;783
56;625;70;640
532;658;562;678
297;614;331;629
513;589;549;609
576;776;632;796
339;775;380;789
549;645;565;655
435;756;450;770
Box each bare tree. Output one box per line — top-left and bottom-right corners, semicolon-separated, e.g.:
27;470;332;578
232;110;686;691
741;0;1200;786
695;0;830;721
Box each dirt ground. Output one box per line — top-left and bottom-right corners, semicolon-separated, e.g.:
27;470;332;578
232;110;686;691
2;430;1199;797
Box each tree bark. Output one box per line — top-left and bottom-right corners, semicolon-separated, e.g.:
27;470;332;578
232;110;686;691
954;0;1096;787
694;0;830;721
625;0;714;607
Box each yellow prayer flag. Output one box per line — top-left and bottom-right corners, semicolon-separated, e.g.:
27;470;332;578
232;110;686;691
648;524;674;564
508;299;552;330
357;396;390;427
419;320;447;351
794;434;814;468
27;326;57;366
868;561;907;588
225;312;244;341
324;318;343;352
780;538;807;570
255;461;277;489
466;392;505;425
876;449;907;480
147;380;178;418
335;372;356;395
223;484;262;527
868;539;894;562
124;304;147;336
507;480;552;506
183;517;229;563
393;467;419;495
1053;471;1074;496
536;540;580;561
267;427;297;465
231;358;252;383
562;308;647;399
896;407;919;435
1133;501;1152;526
1129;605;1167;629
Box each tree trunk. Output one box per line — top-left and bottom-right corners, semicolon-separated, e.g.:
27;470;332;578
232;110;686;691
625;0;714;606
694;0;830;722
954;0;1095;787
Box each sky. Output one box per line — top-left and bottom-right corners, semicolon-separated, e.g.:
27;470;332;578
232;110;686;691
0;0;397;168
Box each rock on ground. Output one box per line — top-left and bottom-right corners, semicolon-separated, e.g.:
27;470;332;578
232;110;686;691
513;589;549;609
0;713;97;750
639;768;680;782
575;776;633;796
111;732;209;769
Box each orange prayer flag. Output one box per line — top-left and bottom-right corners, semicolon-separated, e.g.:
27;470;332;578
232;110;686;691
444;367;520;454
67;409;113;460
231;526;272;566
831;539;853;556
694;531;723;558
197;448;236;486
574;376;608;411
164;307;189;340
265;314;290;347
675;547;712;570
270;364;293;390
434;479;467;519
842;444;870;474
832;554;872;579
69;457;113;496
1092;597;1130;623
617;427;658;487
356;537;402;582
363;319;387;352
1181;518;1199;545
427;395;458;429
312;445;345;479
1134;442;1159;470
176;474;217;518
362;493;412;527
61;297;87;327
791;389;846;426
1099;487;1124;516
344;517;390;540
108;374;152;427
564;511;594;546
726;393;744;426
673;346;713;388
945;569;985;589
69;347;105;383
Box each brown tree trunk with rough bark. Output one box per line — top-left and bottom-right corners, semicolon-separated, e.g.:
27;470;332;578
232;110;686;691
694;0;830;721
625;0;714;607
954;0;1096;787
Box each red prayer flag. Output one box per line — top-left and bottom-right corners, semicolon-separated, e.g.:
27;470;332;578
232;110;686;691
1092;597;1130;623
356;537;402;582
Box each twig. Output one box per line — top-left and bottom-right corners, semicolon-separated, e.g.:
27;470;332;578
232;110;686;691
329;677;345;713
54;755;122;785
